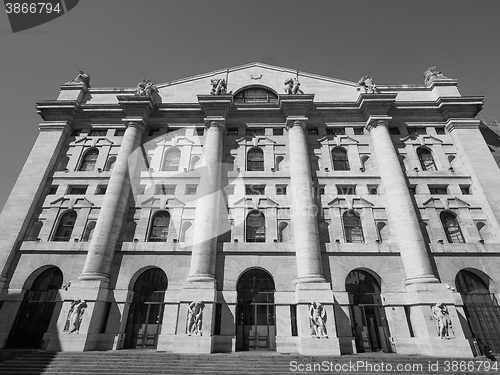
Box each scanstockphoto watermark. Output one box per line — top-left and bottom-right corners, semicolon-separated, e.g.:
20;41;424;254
289;359;500;373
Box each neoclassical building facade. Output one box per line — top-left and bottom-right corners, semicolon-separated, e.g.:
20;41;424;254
0;63;499;356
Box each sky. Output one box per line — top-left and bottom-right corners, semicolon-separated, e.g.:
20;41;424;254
0;0;499;211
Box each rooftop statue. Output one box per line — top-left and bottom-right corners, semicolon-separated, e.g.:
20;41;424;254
423;66;449;86
210;78;227;95
67;71;90;88
135;78;157;97
284;78;303;94
357;76;378;93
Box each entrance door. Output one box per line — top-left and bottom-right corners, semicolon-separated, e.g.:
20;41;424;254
346;270;391;353
456;270;500;352
6;267;63;348
236;269;275;351
124;268;167;349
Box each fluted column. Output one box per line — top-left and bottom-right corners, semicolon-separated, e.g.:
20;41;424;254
367;117;438;285
79;121;146;281
287;120;325;283
188;120;225;282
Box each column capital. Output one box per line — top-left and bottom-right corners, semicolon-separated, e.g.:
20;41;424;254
279;94;314;118
117;95;155;125
38;121;72;134
445;119;480;133
204;117;226;131
124;120;147;133
198;95;232;118
36;99;79;124
286;118;308;131
365;116;392;132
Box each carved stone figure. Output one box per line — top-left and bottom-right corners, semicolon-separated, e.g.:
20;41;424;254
423;66;449;86
309;302;328;338
187;300;205;336
64;299;87;334
210;78;227;95
135;78;157;97
284;78;304;94
67;71;90;88
357;76;378;93
432;302;454;339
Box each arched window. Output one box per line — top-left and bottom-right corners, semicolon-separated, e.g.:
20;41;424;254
53;211;77;241
149;211;170;242
476;221;493;242
343;210;364;243
82;221;96;242
376;222;390;243
417;147;437;171
26;221;43;241
234;87;278;104
162;148;181;171
104;156;116;171
332;148;350;171
190;156;200;171
246;210;265;242
319;221;330;243
57;155;70;171
275;156;284;171
247;148;264;171
180;221;193;243
440;211;465;243
79;149;99;171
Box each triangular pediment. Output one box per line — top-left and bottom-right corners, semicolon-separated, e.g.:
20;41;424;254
155;62;361;103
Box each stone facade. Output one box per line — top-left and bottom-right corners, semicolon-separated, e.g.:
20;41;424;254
0;63;499;356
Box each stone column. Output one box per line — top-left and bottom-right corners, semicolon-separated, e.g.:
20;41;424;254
367;117;438;285
286;120;325;283
79;120;146;281
188;119;225;282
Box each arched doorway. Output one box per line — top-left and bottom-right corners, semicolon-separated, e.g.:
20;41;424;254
236;269;275;351
456;270;500;352
346;269;391;353
123;268;167;349
6;267;63;348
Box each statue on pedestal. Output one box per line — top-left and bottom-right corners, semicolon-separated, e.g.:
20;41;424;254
309;302;328;338
357;76;378;93
64;299;87;334
423;66;449;86
67;71;90;88
210;78;227;95
135;78;157;97
284;78;303;94
432;302;454;339
187;300;205;336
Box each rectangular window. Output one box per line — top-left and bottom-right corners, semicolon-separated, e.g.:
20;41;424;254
276;185;287;195
314;185;325;197
460;185;471;195
273;128;284;136
327;127;345;135
337;185;356;195
245;184;265;195
48;186;58;195
148;129;160;137
353;127;364;135
389;127;400;135
185;185;198;195
155;184;176;195
307;127;319;135
227;128;238;136
435;127;446;135
95;185;107;195
368;185;378;195
246;128;265;136
88;130;107;137
137;185;146;195
429;185;448;195
168;128;185;136
408;127;426;135
408;185;417;195
67;186;88;195
71;130;81;137
195;127;205;137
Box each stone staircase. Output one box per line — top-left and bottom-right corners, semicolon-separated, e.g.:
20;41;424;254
0;351;496;374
